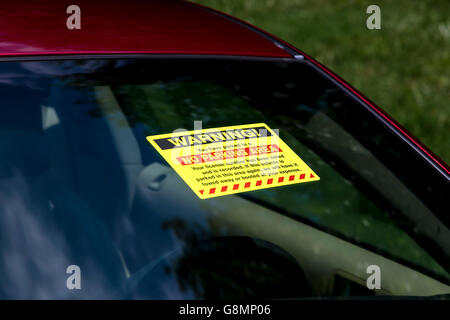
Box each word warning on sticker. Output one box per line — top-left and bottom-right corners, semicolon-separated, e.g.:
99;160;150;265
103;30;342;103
146;123;320;199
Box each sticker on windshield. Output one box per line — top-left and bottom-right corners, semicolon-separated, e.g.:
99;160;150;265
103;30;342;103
146;123;319;199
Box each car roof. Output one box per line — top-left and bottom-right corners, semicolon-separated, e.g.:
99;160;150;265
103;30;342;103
0;0;292;58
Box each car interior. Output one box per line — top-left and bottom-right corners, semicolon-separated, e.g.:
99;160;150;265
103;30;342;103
0;59;448;299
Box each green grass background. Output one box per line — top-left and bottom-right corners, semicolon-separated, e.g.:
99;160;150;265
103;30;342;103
192;0;450;163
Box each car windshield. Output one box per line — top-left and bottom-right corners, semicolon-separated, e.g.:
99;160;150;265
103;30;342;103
0;58;448;299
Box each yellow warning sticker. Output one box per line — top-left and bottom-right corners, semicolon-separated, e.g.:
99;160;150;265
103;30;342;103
146;123;319;199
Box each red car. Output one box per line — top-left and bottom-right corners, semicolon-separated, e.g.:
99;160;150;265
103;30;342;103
0;0;448;299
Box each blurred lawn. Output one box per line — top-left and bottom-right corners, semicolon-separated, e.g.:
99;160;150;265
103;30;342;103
192;0;450;163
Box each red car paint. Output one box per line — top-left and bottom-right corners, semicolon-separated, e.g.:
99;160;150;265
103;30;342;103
0;0;447;175
0;0;289;58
